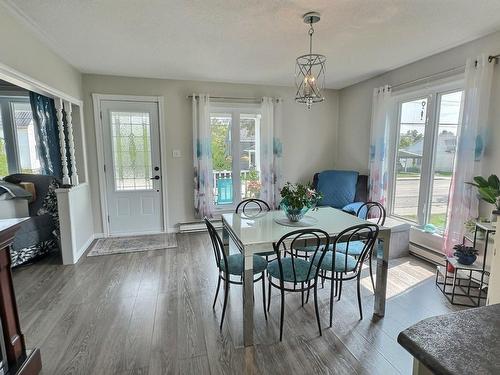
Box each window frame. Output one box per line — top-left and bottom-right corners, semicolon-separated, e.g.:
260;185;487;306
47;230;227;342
0;95;32;175
209;102;262;212
388;79;464;234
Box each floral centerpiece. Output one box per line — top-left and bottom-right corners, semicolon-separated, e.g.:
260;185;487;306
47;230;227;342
279;182;322;222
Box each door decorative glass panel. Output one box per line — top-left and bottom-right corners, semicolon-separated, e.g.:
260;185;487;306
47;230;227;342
110;111;153;191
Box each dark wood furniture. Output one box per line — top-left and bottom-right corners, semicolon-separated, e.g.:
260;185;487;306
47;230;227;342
0;218;41;375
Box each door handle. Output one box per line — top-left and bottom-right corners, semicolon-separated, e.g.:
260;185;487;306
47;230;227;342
150;175;160;180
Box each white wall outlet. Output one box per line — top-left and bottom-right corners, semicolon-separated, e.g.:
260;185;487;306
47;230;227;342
172;149;181;158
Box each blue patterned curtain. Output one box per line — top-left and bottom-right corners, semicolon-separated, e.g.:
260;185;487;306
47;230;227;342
443;54;494;255
368;85;393;207
260;97;283;209
192;94;214;218
29;92;62;178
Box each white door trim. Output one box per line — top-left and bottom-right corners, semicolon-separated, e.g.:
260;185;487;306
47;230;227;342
92;94;169;236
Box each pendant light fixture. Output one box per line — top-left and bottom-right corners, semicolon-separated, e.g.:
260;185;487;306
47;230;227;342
295;12;326;109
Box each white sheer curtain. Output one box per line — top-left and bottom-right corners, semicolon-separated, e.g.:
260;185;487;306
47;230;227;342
443;54;494;255
368;85;393;207
259;97;283;209
192;94;214;218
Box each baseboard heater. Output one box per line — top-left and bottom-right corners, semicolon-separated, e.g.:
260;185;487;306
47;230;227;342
409;241;446;266
179;219;221;233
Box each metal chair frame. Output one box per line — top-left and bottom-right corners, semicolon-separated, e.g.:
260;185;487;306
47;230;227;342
205;218;267;330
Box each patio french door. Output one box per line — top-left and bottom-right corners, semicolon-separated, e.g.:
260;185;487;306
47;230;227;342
391;87;464;233
210;103;262;209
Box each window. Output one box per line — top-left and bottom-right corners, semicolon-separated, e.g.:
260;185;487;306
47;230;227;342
210;105;262;208
0;97;41;176
391;87;463;233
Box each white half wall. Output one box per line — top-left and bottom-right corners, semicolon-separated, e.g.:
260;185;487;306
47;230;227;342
82;75;340;232
56;183;95;264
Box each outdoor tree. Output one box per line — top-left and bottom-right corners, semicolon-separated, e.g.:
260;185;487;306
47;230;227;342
399;129;423;149
211;120;232;171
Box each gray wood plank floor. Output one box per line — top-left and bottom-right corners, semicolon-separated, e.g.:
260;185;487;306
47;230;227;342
12;233;463;375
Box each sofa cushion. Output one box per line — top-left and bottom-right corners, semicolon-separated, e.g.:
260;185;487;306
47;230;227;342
317;170;359;209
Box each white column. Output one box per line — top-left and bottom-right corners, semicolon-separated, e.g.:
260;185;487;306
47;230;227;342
64;100;79;185
55;97;70;185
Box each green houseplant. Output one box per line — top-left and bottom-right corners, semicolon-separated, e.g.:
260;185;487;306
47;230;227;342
467;174;500;222
279;182;322;222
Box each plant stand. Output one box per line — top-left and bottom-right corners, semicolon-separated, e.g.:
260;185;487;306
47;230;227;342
435;221;494;307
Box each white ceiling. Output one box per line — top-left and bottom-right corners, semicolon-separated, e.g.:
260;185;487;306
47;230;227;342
5;0;500;89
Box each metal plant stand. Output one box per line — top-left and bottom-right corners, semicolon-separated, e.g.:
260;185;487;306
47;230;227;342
436;222;495;307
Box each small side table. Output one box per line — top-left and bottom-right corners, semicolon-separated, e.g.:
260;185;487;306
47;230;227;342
435;221;495;307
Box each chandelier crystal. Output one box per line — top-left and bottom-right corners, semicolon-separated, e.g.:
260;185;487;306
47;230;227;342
295;12;326;109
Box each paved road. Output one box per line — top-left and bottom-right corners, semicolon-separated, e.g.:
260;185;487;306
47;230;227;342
393;177;451;216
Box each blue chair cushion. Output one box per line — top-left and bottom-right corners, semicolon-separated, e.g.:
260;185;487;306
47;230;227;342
267;258;317;283
342;201;367;218
219;254;267;275
335;241;365;256
312;251;358;272
317;170;359;209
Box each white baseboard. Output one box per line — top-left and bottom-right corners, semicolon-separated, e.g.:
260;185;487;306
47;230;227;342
74;234;97;263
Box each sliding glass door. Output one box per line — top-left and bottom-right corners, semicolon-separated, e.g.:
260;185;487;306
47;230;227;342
391;88;463;233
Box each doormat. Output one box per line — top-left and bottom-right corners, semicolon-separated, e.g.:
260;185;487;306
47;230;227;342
87;233;178;257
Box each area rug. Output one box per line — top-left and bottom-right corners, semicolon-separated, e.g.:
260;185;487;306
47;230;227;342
87;233;178;257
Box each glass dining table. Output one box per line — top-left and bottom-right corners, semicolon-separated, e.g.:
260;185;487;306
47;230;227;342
221;206;392;347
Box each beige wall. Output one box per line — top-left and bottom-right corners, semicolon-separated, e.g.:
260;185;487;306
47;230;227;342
82;75;339;232
337;30;500;180
0;4;82;99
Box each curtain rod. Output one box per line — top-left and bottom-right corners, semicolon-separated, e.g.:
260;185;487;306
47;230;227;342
391;65;465;91
187;95;261;102
489;53;500;62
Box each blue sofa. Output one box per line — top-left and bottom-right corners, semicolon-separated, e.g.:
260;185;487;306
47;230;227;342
312;170;368;216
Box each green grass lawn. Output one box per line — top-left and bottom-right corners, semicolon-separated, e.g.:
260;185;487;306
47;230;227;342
397;213;447;231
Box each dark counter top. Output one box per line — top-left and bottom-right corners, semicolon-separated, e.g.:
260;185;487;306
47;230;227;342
398;304;500;375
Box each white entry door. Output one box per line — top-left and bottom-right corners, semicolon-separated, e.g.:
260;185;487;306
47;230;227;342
100;100;163;235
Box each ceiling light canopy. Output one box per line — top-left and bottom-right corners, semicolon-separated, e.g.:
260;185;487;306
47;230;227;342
295;12;326;109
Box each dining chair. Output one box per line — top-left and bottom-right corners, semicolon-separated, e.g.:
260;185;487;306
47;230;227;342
335;202;386;290
205;218;268;330
267;228;330;341
312;223;379;325
235;199;275;259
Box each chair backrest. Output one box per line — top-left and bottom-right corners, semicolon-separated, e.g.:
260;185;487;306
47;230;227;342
273;229;330;284
312;171;368;204
334;223;379;273
204;218;229;273
356;202;386;226
235;198;271;216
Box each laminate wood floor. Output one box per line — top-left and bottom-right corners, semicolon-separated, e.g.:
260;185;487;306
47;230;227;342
12;233;463;375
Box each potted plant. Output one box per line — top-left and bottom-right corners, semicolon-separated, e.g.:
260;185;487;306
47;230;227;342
453;244;479;266
466;174;500;222
280;182;322;222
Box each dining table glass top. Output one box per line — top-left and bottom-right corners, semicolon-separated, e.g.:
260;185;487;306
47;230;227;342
222;206;374;247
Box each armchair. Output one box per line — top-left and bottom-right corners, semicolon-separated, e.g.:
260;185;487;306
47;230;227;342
3;173;61;267
312;170;368;215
